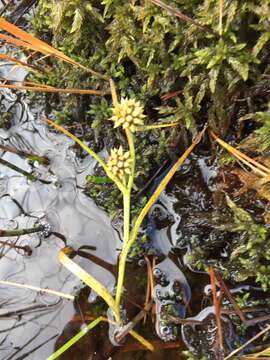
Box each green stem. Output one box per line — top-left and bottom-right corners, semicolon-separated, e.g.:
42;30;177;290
46;119;126;193
0;144;49;164
136;122;179;131
126;130;135;191
115;130;135;316
115;129;205;314
0;225;45;237
115;192;130;312
0;158;38;182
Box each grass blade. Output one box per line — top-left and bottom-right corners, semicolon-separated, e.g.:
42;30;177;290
58;247;119;322
0;17;106;79
209;129;270;177
47;315;154;360
0;82;110;95
130;127;206;244
0;53;41;71
137;122;179;131
0;280;74;300
129;330;155;352
45;118;126;193
47;316;105;360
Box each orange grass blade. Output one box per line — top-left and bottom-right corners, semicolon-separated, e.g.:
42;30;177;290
0;17;106;79
0;82;110;95
0;54;40;71
130;127;206;244
0;78;55;88
209;129;270;177
0;33;42;52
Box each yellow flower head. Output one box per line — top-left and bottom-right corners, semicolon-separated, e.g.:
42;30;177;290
111;98;145;132
107;146;132;179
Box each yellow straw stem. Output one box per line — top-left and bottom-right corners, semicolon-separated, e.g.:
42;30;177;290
209;129;270;177
59;247;120;322
0;279;74;300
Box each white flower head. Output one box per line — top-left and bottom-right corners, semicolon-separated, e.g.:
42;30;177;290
107;146;132;180
111;98;145;132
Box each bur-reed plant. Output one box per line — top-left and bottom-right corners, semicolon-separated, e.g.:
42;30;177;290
47;79;204;326
0;15;204;355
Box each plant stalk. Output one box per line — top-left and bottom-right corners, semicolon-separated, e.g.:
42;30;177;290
0;225;45;237
115;129;205;317
115;130;135;316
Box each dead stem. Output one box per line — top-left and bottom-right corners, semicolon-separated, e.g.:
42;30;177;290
209;129;270;177
209;267;224;351
0;239;32;255
225;323;270;359
216;272;246;323
115;301;153;344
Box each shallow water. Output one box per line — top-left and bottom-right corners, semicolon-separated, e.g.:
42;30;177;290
0;61;122;358
0;75;226;358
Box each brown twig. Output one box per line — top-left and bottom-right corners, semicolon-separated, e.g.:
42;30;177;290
224;323;270;359
216;272;246;323
0;239;32;255
209;267;223;350
0;143;49;164
115;301;153;344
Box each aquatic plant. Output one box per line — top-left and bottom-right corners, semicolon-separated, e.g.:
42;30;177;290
46;80;204;330
0;16;203;354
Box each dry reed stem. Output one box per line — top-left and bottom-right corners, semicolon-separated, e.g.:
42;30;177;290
209;129;270;177
0;279;74;300
225;323;270;359
209;267;223;350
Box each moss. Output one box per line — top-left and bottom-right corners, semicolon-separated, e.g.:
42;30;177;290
30;0;270;282
188;196;270;290
32;0;270;129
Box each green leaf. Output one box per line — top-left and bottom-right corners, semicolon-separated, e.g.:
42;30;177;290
209;67;220;93
228;57;249;81
86;175;113;184
253;32;270;57
70;8;83;34
194;83;206;111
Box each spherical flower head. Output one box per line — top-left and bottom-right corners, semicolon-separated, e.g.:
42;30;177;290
107;146;132;180
111;98;145;132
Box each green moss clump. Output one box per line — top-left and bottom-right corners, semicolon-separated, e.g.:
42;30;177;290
32;0;270;132
188;196;270;291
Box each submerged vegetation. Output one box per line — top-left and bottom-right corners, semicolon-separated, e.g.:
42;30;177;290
1;0;270;358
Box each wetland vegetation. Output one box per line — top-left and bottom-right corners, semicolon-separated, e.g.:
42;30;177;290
1;1;270;359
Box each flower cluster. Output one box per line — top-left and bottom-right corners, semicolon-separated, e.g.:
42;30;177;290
111;98;145;132
107;146;132;180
